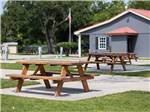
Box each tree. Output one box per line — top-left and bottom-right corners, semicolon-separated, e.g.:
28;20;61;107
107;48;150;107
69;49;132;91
108;0;125;16
90;0;126;24
30;2;69;53
1;1;93;53
1;1;46;51
91;0;109;13
128;0;150;10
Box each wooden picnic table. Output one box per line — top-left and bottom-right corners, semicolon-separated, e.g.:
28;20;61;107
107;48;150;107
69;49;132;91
6;60;94;96
84;52;137;72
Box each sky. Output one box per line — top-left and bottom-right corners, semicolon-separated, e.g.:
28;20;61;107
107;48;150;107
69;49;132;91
0;0;129;15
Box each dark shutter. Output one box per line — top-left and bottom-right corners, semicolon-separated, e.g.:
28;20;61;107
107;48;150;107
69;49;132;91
106;37;109;50
95;37;98;49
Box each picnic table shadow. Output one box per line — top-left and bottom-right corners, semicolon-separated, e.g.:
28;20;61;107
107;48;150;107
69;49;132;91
21;86;99;97
92;77;143;83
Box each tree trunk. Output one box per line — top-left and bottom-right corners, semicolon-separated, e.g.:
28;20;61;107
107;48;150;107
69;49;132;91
45;32;53;54
41;24;55;54
40;18;56;54
49;32;56;53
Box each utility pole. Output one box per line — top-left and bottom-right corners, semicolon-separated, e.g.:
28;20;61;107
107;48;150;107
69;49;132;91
68;8;71;43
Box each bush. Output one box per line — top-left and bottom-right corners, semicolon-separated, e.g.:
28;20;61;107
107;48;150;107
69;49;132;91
55;42;78;56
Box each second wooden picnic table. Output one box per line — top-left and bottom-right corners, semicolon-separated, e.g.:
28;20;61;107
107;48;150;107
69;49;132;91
84;52;136;72
7;60;94;96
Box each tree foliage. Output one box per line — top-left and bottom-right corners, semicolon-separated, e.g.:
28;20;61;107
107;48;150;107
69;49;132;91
128;0;150;10
1;1;92;53
91;0;125;24
1;0;150;54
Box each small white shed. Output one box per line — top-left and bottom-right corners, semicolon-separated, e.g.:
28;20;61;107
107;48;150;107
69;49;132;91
3;42;18;54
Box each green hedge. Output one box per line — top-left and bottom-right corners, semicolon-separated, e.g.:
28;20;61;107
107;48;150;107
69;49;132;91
55;42;78;56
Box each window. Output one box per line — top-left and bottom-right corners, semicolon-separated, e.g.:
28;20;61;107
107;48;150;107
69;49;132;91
98;36;107;50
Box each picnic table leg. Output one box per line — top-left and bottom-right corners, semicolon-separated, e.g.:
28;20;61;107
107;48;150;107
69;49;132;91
84;55;91;71
109;56;115;73
55;66;68;96
128;54;132;64
16;79;24;92
16;64;29;92
120;56;126;71
55;81;64;96
134;54;138;62
44;80;51;88
39;65;51;88
110;64;114;73
95;56;100;70
77;65;89;92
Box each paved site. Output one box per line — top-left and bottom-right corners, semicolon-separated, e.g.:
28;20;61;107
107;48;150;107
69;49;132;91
1;75;150;101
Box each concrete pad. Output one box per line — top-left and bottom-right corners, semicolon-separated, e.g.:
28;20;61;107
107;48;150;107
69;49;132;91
1;75;150;101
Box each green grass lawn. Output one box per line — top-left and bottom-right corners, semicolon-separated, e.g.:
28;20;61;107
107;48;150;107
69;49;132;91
89;70;150;77
1;91;150;112
139;58;150;60
0;63;61;71
138;64;150;66
112;71;150;77
0;79;40;88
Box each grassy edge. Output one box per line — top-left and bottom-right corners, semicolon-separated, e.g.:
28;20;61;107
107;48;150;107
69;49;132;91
0;79;40;89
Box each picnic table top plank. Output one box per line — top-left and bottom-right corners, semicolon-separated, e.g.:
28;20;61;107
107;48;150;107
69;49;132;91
89;52;136;57
16;60;88;66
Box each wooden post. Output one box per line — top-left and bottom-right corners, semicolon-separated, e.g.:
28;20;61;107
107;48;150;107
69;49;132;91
95;56;100;70
16;64;29;92
110;56;115;73
78;34;81;58
55;81;64;96
110;64;114;73
55;66;68;96
120;56;126;71
84;55;91;71
77;65;89;92
39;65;51;88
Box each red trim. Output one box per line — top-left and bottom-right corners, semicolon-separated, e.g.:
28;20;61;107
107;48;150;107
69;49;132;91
105;27;138;36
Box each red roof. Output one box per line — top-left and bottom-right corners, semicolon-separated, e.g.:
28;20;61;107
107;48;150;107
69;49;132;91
74;8;150;35
105;27;138;36
129;8;150;19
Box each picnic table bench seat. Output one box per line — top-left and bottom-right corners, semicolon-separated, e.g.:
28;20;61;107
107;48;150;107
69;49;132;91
6;74;64;80
47;71;94;76
6;73;94;82
86;60;127;64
